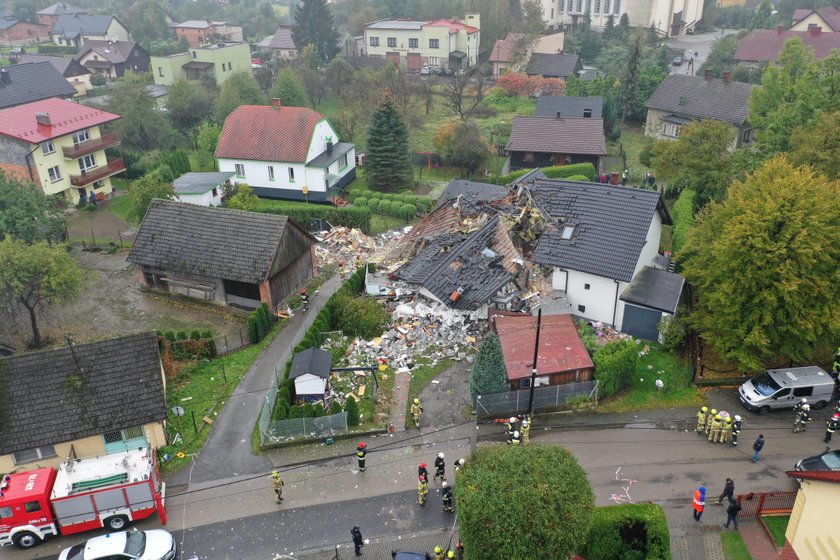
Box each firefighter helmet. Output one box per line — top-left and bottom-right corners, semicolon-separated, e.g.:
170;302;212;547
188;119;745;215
802;404;810;411
442;481;448;487
414;398;420;404
509;416;517;423
725;417;732;423
710;409;718;416
420;463;427;469
833;413;840;420
358;442;366;449
458;458;465;466
513;431;520;437
448;552;455;559
272;471;280;479
734;415;741;422
801;398;808;404
522;420;529;427
435;546;443;554
438;452;444;459
300;288;307;295
701;406;708;413
715;414;721;420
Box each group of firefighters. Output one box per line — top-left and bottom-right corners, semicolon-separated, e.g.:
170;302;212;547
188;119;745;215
417;452;463;512
695;407;742;445
502;415;532;446
791;398;840;443
432;543;464;560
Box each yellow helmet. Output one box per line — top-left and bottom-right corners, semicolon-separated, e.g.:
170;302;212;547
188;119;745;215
448;552;455;559
711;409;718;415
715;414;722;420
414;398;420;405
700;406;708;413
272;471;280;478
725;417;732;423
435;546;443;553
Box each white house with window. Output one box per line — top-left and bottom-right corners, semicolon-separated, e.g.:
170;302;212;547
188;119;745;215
215;101;356;203
540;0;704;36
0;332;167;472
173;171;233;206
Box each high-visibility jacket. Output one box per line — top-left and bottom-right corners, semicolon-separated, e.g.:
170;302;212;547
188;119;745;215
693;489;705;512
731;420;742;435
510;433;522;445
709;417;722;432
696;410;706;425
356;447;367;461
827;418;840;433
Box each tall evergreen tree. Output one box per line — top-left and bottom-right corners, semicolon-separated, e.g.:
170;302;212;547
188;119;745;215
603;14;616;39
618;36;641;123
365;96;413;192
618;13;631;37
292;0;341;64
470;333;509;402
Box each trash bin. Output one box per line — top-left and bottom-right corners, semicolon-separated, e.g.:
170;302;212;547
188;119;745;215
610;172;619;185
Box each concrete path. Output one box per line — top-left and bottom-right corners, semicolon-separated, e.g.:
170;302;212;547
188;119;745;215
169;275;344;486
389;369;411;432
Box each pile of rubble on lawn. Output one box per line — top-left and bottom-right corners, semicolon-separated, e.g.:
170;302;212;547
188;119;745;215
314;226;413;269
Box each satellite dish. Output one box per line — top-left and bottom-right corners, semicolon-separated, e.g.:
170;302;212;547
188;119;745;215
171;406;185;416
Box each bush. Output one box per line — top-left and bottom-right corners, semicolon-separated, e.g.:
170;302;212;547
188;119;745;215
190;330;202;340
671;188;696;255
593;340;639;398
258;203;372;233
541;163;597;181
575;320;599;355
90;74;107;87
303;402;316;417
164;331;176;342
344;397;360;426
176;331;188;340
378;199;392;214
278;387;292;407
288;405;303;419
328;291;390;339
330;400;343;415
200;329;213;339
583;504;670;560
401;203;416;220
247;315;260;343
658;314;686;350
37;44;78;56
565;174;590;181
367;198;380;212
314;403;325;417
354;196;368;208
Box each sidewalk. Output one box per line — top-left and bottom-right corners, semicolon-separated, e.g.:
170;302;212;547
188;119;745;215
169;275;344;486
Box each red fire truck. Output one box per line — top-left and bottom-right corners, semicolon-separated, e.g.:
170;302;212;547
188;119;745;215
0;447;166;549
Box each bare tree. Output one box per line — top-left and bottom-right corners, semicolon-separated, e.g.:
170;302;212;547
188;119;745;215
415;75;437;115
440;72;482;121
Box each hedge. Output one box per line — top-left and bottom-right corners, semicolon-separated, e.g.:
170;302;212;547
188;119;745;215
37;44;79;56
541;163;597;181
346;188;434;213
670;188;696;255
258;204;371;233
583;504;671;560
565;174;590;181
157;331;216;361
593;340;639;398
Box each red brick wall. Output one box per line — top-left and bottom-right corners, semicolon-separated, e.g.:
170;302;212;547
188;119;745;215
259;281;273;310
0;22;49;42
0;163;35;184
175;27;211;47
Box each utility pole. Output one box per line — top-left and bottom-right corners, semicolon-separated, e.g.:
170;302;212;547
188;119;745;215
527;309;542;416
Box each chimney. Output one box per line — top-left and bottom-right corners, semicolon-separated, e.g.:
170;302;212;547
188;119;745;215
326;141;333;153
722;71;730;84
704;69;712;81
555;111;562;119
35;112;52;126
809;25;822;37
0;68;9;85
777;24;784;35
271;98;282;108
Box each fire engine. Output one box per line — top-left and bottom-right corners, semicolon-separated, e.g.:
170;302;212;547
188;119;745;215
0;447;166;549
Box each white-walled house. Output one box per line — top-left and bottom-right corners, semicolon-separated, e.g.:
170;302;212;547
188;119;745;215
215;101;356;203
173;171;233;206
290;348;332;401
530;180;681;339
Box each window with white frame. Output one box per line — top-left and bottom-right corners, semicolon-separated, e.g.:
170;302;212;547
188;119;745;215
662;123;681;137
559;0;564;12
585;0;591;12
72;128;90;145
429;38;439;49
604;0;611;13
288;167;295;182
47;166;61;182
576;0;583;12
387;37;397;47
40;139;55;155
594;0;600;13
428;56;439;66
614;0;620;14
235;163;245;177
78;153;96;171
370;36;379;47
568;0;574;11
12;445;57;465
409;38;418;48
268;165;275;181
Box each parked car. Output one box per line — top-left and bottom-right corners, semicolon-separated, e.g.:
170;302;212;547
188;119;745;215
420;66;431;75
434;67;452;76
58;530;176;560
738;366;835;414
795;449;840;473
672;56;683;66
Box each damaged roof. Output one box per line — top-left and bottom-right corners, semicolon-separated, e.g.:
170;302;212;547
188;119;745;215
495;314;594;381
437;179;509;217
620;266;684;314
394;215;521;311
530;180;670;282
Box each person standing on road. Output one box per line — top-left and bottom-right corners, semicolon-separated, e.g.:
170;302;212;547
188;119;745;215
411;398;423;428
794;404;812;433
271;471;284;504
720;417;732;444
433;546;445;560
356;442;367;472
731;415;742;446
503;416;517;443
717;478;735;505
724;497;742;530
696;406;708;433
794;398;807;417
705;409;718;435
824;413;840;443
752;434;765;463
417;475;428;506
434;452;446;482
708;414;722;443
521;419;531;445
442;481;455;513
419;462;429;484
692;485;706;522
351;525;364;556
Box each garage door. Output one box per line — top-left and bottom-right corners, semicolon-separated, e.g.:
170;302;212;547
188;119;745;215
386;52;401;66
407;53;421;71
622;304;662;341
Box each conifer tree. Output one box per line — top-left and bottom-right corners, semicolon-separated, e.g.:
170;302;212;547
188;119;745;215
292;0;340;64
365;96;413;192
470;333;509;403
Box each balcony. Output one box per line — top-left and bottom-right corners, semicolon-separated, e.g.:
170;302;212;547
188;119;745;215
63;132;121;159
70;157;126;187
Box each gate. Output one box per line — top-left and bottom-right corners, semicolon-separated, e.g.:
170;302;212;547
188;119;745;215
407;53;421;71
386;52;401;66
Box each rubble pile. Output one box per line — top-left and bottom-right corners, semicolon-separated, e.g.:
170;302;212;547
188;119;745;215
314;226;414;269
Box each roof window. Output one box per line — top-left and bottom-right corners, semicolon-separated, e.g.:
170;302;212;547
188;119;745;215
561;225;575;240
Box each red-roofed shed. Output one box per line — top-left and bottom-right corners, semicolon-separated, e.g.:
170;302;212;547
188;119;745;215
494;313;594;390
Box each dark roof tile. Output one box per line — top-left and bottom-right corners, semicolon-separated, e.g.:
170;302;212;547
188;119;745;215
0;62;78;109
526;52;582;78
645;74;754;125
506;116;606;155
437;179;508;217
620;266;685;313
290;348;332;380
535;96;604;119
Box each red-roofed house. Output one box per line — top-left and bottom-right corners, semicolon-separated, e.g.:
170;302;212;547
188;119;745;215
0;98;124;203
215;100;356;202
494;314;594;390
784;469;840;559
489;33;527;77
735;26;840;64
790;7;840;31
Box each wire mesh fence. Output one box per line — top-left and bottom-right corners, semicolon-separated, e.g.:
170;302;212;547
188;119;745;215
475;380;599;418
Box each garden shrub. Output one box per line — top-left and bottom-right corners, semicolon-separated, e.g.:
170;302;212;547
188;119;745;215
344;397;360;426
314;403;325;417
247;315;260;343
90;74;107;87
303;403;316;417
278;386;292;407
200;329;213;339
565;174;590;181
164;331;176;342
330;400;343;415
176;331;188;340
658;314;686;350
258;204;371;233
593;340;639;398
367;198;380;212
190;330;202;340
575;320;599;355
583;503;670;560
670;188;696;255
541;163;597;181
288;406;303;419
355;196;368;208
378;199;392;214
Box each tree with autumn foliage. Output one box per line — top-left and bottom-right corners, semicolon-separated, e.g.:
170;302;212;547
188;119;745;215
433;121;493;176
495;73;565;97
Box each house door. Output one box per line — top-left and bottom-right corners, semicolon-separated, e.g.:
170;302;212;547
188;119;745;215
103;426;148;453
407;53;421;71
386;52;401;66
621;304;662;342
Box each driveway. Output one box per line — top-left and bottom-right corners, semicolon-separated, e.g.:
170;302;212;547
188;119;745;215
418;361;473;428
667;28;741;75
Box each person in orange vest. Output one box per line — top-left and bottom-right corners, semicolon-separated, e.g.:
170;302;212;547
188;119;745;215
692;485;706;522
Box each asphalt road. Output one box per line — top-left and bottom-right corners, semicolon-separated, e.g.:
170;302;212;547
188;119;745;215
11;401;835;560
666;28;740;75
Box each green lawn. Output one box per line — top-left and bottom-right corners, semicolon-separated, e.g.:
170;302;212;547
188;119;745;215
370;214;413;235
104;195;135;224
763;515;790;548
610;124;653;183
598;344;705;413
405;358;453;428
721;532;752;560
159;321;284;476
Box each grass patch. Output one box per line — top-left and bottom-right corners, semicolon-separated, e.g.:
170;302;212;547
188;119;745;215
370;213;413;235
762;515;790;548
405;358;453;427
104;195;135;224
598;344;705;413
158;320;284;476
610;124;653;185
721;531;752;560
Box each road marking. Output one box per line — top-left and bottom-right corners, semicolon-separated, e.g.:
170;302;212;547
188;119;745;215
609;466;636;504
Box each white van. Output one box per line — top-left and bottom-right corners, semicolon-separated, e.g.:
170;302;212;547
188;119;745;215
738;366;835;414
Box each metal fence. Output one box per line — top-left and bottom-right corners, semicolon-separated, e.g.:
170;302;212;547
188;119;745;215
213;328;248;356
736;491;797;518
258;368;349;446
474;380;599;418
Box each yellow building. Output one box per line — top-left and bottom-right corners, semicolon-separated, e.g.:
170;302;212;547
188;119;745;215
785;469;840;560
150;41;251;86
363;14;480;71
0;98;124;204
0;333;167;473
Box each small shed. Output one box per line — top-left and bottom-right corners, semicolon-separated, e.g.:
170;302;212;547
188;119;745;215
290;348;332;399
173;172;234;207
619;267;685;341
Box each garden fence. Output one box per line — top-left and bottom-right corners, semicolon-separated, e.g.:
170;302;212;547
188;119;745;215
736;491;797;518
475;380;598;418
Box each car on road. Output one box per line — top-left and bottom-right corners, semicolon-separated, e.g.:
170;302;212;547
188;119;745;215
738;366;835;414
795;449;840;473
672;56;683;66
58;530;176;560
434;67;452;76
420;66;431;75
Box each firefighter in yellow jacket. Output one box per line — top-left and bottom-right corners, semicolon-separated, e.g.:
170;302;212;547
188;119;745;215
417;475;428;506
708;414;722;443
719;417;732;444
696;406;708;433
271;471;284;504
705;409;718;435
411;398;423;428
